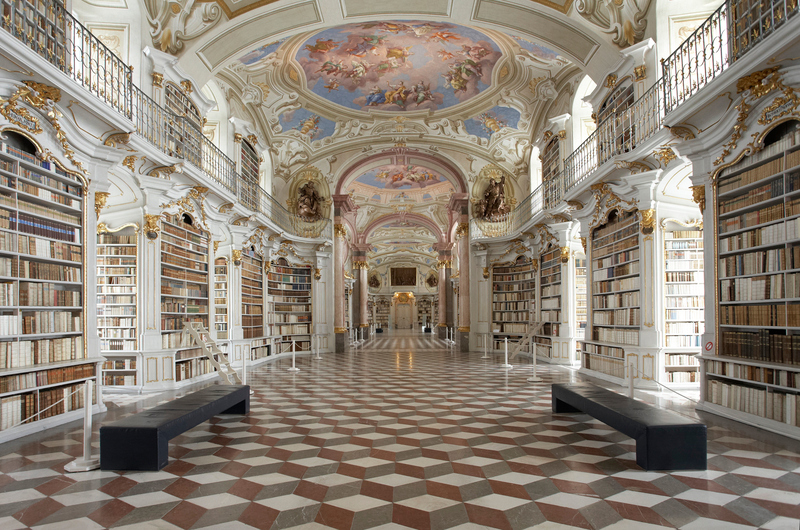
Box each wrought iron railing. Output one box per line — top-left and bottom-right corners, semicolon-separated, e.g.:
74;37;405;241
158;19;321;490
0;0;328;240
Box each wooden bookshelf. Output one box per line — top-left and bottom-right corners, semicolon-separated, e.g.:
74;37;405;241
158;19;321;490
97;228;139;389
704;121;800;437
267;258;312;352
214;257;228;340
163;83;202;161
241;248;264;340
418;296;433;329
581;209;640;379
663;229;704;385
491;255;536;350
0;133;100;439
575;256;587;341
160;213;212;383
344;284;352;329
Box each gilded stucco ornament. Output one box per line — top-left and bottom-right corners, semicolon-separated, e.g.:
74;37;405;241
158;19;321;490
103;132;131;148
148;164;181;179
560;246;570;263
690;185;706;213
455;222;469;241
653;147;677;167
144;214;161;240
589;182;639;230
98;222;139;235
436;260;452;269
577;0;652;47
218;203;234;214
580;237;587;253
640;209;656;234
152;72;163;88
314;268;321;280
633;65;647;81
122;155;137;172
566;200;584;210
159;186;209;230
95;192;110;219
668;125;696;140
482;267;490;279
614;159;652;174
232;249;242;266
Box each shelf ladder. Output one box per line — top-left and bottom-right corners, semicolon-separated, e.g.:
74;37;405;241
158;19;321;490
182;322;242;384
508;321;545;361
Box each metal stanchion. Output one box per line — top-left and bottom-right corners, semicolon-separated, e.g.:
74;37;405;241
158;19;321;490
482;333;491;359
313;334;322;360
501;337;513;369
288;340;300;372
65;380;100;472
527;339;542;382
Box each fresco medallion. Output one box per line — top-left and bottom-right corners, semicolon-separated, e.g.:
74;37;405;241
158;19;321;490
295;21;502;112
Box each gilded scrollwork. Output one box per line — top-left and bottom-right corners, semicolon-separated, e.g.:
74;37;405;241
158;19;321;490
95;192;110;219
639;208;656;235
690;185;706;213
159;186;209;230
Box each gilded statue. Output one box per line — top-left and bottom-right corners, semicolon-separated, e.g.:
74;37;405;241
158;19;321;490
477;175;508;219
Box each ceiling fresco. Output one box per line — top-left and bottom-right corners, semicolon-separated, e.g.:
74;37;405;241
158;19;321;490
347;163;455;204
238;38;287;65
464;106;522;140
278;108;336;140
511;36;569;66
295;21;502;113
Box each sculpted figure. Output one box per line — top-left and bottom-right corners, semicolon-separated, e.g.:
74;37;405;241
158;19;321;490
297;181;322;220
481;175;507;219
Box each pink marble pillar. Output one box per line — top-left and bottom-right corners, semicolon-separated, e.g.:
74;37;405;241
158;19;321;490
333;226;347;332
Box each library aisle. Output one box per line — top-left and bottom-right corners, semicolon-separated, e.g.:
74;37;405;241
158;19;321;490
0;334;798;529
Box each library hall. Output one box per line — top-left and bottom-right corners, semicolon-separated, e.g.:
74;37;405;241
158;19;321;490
1;0;800;528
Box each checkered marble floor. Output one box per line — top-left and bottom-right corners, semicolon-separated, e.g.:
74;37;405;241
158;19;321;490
1;330;799;529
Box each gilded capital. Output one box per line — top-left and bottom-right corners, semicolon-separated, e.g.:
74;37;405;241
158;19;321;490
482;266;490;279
560;246;570;263
437;259;452;269
232;249;242;265
580;237;587;253
640;208;656;235
152;72;163;88
334;223;347;239
233;133;242;143
144;214;161;240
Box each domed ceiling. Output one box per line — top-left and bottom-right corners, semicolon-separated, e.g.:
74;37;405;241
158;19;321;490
294;21;501;113
346;163;455;205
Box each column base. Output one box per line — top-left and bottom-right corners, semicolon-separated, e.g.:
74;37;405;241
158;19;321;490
437;325;448;340
335;331;350;353
457;329;470;352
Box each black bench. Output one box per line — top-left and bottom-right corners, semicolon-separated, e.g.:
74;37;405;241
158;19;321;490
552;382;706;471
100;385;250;471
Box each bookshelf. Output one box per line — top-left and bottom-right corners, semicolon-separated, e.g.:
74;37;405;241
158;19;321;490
267;258;312;353
344;284;352;329
0;132;101;439
160;213;212;383
418;296;433;329
367;295;374;327
241;248;264;340
214;257;228;340
575;256;587;341
540;245;561;338
375;297;390;329
581;209;640;379
663;229;704;385
164;83;202;161
97;228;140;389
702;121;800;437
491;255;536;350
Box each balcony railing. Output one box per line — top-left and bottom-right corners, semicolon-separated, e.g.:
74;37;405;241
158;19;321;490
0;0;329;240
472;0;798;240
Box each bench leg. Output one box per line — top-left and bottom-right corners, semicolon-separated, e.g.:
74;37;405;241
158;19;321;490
221;395;249;415
636;427;707;471
552;395;582;413
101;429;170;471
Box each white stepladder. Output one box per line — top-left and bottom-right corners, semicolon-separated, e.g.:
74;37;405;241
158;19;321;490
183;322;242;384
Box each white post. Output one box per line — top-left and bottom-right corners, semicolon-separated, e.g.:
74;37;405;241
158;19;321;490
288;340;300;372
482;333;491;359
314;334;322;360
628;363;635;398
65;380;100;472
242;347;247;385
501;337;512;369
527;339;542;382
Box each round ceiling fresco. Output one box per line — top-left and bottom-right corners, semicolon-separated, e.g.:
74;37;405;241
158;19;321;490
295;21;502;113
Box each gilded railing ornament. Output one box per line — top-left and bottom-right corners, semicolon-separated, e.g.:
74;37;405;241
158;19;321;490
103;132;131;148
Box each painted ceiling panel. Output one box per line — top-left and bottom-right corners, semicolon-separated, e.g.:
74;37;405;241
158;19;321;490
473;0;597;65
199;1;321;70
342;0;451;17
295;21;501;113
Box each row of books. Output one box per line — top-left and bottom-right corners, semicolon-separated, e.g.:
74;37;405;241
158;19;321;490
17;283;81;307
242;297;263;309
720;273;787;302
494;323;529;333
719;177;784;214
666;309;704;320
161;242;208;262
491;265;534;275
273;304;311;312
593;222;638;251
161;231;207;254
720;329;800;364
0;336;85;368
267;282;311;291
706;359;799;387
98;266;134;276
718;158;783;194
271;315;311;323
540;310;560;322
97;284;136;294
0;363;95;394
541;298;560;309
665;239;703;250
592;262;639;281
7;169;80;202
0;381;89;432
719;221;784;253
103;375;136;386
593;307;640;326
719;303;798;326
592;237;638;260
665;260;704;271
666;330;704;344
97;247;135;256
719;247;786;277
666;296;704;308
4;234;81;262
16;198;80;225
594;248;639;270
162;220;207;240
269;296;312;304
593;276;639;293
665;284;704;295
592;327;639;345
22;312;82;335
540;272;561;285
492;282;535;292
493;272;535;282
97;317;135;327
161;302;208;313
162;253;208;272
592;212;637;239
719;202;784;234
706;379;799;425
541;285;561;298
100;338;137;351
582;352;625;378
666;371;699;383
97;306;135;316
666;353;700;366
99;328;136;338
272;324;311;334
161;330;204;349
162;268;206;284
103;357;136;370
175;358;213;382
174;348;207;361
492;311;531;322
98;235;135;245
593;290;639;308
269;267;312;276
161;286;206;298
581;342;624;358
2;211;80;243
